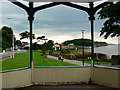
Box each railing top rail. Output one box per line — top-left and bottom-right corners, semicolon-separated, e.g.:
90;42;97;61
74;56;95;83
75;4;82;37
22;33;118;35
34;66;91;68
94;66;120;70
1;66;120;73
0;66;91;73
0;67;30;73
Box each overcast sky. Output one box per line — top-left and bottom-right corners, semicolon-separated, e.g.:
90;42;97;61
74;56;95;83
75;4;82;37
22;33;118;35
0;0;118;44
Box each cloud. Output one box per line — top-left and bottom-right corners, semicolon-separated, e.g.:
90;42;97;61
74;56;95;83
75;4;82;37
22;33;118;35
94;32;119;44
14;28;118;44
1;0;119;44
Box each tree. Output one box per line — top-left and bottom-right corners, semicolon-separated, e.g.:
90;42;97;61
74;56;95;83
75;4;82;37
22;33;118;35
47;40;54;50
62;38;107;46
37;36;45;44
42;43;48;56
37;36;48;56
32;42;39;50
98;2;120;39
1;26;16;50
16;40;22;46
19;31;35;41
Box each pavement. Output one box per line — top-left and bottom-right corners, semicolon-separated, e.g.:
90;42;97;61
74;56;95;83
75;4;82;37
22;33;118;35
0;49;27;60
47;55;120;68
47;55;90;66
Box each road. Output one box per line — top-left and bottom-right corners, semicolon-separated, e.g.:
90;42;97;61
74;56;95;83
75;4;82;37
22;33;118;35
0;49;27;60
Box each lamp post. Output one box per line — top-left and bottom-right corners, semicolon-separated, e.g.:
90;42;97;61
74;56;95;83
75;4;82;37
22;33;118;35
81;30;85;66
7;17;14;58
13;33;14;58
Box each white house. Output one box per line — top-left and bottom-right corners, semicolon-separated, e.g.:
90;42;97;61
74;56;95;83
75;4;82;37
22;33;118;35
53;44;60;51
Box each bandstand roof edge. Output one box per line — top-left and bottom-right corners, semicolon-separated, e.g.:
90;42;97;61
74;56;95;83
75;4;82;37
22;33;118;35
8;0;120;3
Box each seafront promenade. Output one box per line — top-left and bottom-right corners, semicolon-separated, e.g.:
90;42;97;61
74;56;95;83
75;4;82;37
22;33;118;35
47;55;120;68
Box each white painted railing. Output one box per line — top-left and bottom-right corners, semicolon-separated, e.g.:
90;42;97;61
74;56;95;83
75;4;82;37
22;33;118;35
1;67;91;89
91;67;120;89
1;66;120;89
33;67;91;83
2;68;32;89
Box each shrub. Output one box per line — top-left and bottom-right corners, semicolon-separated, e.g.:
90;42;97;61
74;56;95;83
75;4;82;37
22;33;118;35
96;53;110;62
62;54;76;59
23;47;29;50
111;55;120;65
60;49;70;54
33;43;39;50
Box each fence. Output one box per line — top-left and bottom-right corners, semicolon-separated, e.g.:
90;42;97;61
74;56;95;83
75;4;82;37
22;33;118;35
1;66;120;89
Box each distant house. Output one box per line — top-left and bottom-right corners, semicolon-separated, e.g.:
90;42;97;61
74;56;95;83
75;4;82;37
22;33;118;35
22;42;29;47
68;43;74;46
53;44;60;51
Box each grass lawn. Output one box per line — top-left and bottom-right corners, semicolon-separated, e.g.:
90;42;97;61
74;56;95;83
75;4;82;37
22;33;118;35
1;50;77;71
77;58;112;65
85;61;112;65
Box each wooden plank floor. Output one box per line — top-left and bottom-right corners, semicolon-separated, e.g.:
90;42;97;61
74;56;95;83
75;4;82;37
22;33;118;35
16;84;119;90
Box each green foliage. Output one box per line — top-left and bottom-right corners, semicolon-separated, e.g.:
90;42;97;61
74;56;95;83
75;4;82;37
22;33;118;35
98;2;120;39
36;37;54;51
60;49;70;54
23;47;29;50
16;40;22;46
42;43;48;55
1;26;16;50
32;42;40;50
39;44;43;50
37;36;43;40
19;31;35;40
63;39;91;46
63;39;107;46
2;26;13;34
33;40;54;50
47;40;54;50
94;41;107;45
37;36;45;43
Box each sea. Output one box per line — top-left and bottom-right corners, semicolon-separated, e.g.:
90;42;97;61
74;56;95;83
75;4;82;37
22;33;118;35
84;44;120;59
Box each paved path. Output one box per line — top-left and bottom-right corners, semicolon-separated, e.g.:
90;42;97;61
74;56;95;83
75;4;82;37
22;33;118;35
47;55;120;68
47;55;90;66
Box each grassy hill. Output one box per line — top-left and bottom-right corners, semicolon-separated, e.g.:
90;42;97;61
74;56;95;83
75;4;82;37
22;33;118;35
62;38;108;46
1;50;77;71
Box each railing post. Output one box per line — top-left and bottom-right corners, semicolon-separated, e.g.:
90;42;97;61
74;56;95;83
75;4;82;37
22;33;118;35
89;2;95;67
28;2;35;84
28;2;34;69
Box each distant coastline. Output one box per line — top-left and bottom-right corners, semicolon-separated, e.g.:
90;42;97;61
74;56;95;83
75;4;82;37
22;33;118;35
61;44;118;59
62;38;108;48
94;44;108;47
85;44;119;58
